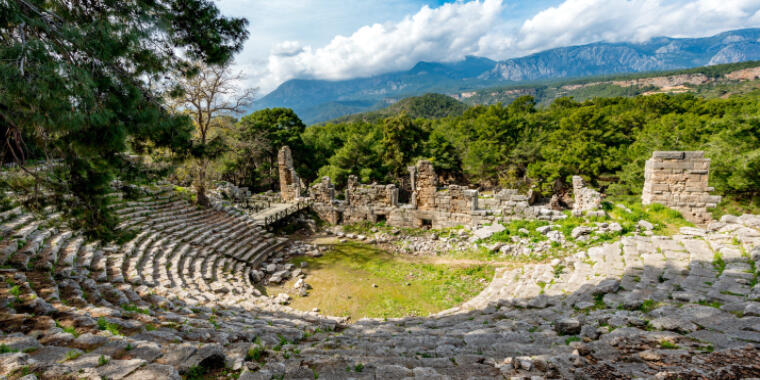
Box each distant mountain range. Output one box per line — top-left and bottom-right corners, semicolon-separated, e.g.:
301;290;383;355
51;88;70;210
250;28;760;124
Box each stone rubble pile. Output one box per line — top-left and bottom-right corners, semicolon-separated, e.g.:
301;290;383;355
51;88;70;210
248;241;320;291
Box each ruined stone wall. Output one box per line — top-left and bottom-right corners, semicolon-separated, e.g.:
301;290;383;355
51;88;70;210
572;176;602;217
387;207;479;229
310;177;335;204
433;185;478;214
277;146;301;202
296;156;563;228
346;175;398;208
642;151;721;224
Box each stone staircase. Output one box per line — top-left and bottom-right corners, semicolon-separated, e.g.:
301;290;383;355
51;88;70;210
1;185;759;379
0;187;340;379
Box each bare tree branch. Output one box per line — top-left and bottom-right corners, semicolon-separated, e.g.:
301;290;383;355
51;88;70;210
170;63;258;205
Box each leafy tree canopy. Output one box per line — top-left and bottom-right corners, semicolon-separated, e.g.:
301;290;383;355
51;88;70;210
0;0;249;239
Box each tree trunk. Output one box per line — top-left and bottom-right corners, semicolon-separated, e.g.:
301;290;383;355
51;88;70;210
196;158;210;207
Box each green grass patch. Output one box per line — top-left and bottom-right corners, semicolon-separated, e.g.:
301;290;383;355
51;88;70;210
267;242;493;320
56;321;80;338
97;317;122;336
697;300;723;309
713;253;726;276
63;350;81;361
122;304;150;315
341;221;466;240
484;219;551;244
639;299;659;313
564;336;581;345
606;198;693;236
710;194;760;220
184;365;207;380
245;345;266;362
659;340;679;349
0;344;18;354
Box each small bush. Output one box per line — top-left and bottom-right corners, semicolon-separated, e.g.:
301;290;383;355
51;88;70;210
97;317;121;336
245;345;265;362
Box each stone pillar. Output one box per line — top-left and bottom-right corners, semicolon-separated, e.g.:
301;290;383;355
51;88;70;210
277;146;300;202
642;151;721;224
572;176;602;216
346;175;358;206
414;160;437;211
385;185;399;207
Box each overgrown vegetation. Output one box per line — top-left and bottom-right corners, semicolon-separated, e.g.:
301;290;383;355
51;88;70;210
267;242;493;320
0;0;248;240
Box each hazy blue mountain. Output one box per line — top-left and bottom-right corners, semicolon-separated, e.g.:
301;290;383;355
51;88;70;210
250;29;760;124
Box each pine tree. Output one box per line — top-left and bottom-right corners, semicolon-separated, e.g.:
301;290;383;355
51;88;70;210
0;0;249;239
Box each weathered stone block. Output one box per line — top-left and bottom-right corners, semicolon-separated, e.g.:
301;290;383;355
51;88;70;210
652;151;686;159
642;151;720;224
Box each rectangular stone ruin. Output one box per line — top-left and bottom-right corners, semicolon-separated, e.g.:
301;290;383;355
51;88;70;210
642;151;722;224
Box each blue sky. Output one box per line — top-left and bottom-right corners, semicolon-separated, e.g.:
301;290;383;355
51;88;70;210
215;0;760;94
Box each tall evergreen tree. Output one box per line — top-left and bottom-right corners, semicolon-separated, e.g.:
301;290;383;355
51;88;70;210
0;0;249;239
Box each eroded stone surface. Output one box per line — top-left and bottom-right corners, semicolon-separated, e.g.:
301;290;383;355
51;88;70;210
0;182;758;379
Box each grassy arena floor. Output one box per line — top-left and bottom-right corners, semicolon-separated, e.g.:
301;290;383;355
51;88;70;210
264;241;494;320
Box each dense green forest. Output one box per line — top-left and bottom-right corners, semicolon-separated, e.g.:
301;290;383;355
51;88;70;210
223;92;760;206
326;93;469;124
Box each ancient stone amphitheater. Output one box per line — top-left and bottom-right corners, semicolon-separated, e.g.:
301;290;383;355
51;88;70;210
1;153;760;379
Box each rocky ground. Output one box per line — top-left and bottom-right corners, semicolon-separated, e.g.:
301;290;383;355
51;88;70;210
0;186;759;379
328;208;657;260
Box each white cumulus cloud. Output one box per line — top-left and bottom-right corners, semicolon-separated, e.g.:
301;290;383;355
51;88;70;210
517;0;760;53
248;0;760;94
257;0;506;92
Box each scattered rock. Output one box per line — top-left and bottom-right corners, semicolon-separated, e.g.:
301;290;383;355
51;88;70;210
473;224;506;240
571;226;593;239
273;293;290;305
555;318;581;335
637;220;654;231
